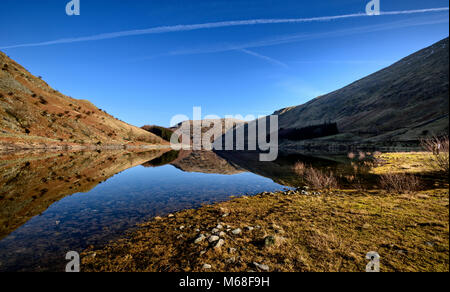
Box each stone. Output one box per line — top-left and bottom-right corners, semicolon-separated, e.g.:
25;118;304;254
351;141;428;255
264;236;276;247
179;226;185;230
219;231;226;237
214;239;225;249
253;262;270;271
194;235;206;244
212;228;220;234
202;264;212;269
246;226;254;231
216;224;224;230
226;257;236;264
209;235;220;243
232;228;242;235
168;214;174;218
228;248;237;254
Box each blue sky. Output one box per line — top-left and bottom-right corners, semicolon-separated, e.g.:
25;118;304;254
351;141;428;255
0;0;448;127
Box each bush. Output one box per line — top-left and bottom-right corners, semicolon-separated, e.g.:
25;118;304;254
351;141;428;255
421;135;449;173
379;173;421;193
304;167;338;190
293;161;306;175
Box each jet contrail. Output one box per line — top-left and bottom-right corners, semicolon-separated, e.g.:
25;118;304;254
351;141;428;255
0;7;448;49
239;49;289;68
166;15;449;57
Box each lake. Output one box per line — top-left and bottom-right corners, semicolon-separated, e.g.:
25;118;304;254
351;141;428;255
0;148;363;272
0;149;292;271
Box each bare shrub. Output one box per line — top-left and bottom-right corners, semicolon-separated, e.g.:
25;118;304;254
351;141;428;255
304;167;338;190
379;173;421;193
421;135;449;173
358;152;366;160
293;162;306;175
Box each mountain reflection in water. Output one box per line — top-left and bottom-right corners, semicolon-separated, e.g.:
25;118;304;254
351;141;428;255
0;149;298;271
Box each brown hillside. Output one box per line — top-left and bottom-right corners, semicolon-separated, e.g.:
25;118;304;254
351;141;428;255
0;52;167;151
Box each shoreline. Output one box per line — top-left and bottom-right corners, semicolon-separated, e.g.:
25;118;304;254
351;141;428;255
0;142;172;154
82;186;449;272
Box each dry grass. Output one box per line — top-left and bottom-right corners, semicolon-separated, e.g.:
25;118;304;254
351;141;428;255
82;189;449;272
293;162;338;189
304;167;338;190
379;173;421;194
421;135;449;173
292;161;306;175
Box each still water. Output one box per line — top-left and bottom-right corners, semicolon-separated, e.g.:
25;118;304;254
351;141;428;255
0;149;303;272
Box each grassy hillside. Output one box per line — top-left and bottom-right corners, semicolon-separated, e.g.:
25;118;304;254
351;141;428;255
0;51;167;151
275;37;449;144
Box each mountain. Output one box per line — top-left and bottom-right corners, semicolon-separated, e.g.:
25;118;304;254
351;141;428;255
274;37;449;149
173;118;245;146
0;52;167;151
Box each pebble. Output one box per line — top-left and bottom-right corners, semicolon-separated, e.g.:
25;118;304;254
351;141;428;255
209;235;220;243
253;262;270;271
264;236;276;247
216;224;224;230
228;248;237;254
214;239;225;249
226;257;236;264
168;214;174;218
202;264;212;270
194;235;206;244
212;228;220;234
246;226;254;231
232;228;242;235
219;231;226;237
